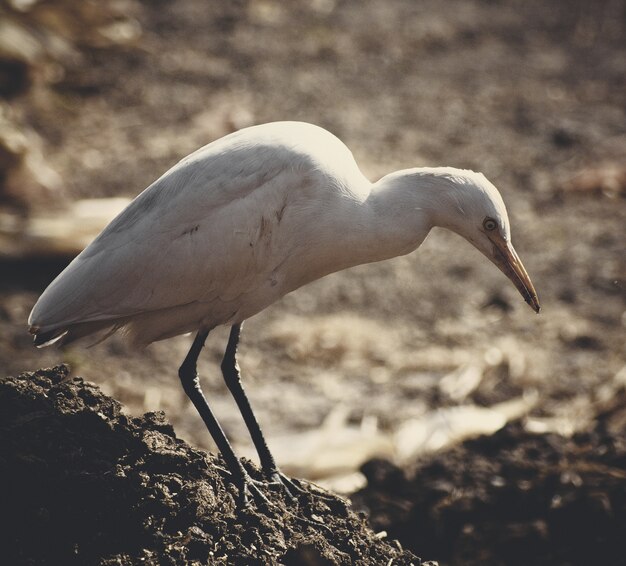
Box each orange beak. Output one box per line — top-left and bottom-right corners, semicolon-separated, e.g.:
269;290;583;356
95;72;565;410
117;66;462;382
488;232;540;313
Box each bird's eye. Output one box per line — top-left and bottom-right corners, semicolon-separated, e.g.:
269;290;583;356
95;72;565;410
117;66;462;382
483;218;497;231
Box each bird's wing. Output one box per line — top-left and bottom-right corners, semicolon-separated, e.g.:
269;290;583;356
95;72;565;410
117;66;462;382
29;140;324;333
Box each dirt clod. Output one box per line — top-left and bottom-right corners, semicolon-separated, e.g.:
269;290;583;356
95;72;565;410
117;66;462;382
0;365;423;565
354;414;626;565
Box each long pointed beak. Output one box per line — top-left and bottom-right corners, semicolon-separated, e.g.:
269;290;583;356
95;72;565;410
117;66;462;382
489;234;540;313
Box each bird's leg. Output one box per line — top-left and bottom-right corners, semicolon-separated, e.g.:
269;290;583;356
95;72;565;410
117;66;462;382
221;323;304;499
178;329;270;507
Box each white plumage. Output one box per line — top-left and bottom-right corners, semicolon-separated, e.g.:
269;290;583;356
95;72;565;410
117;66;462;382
28;121;539;501
29;121;537;347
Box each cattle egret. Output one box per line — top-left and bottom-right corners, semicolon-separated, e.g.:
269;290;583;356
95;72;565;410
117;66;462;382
28;121;539;502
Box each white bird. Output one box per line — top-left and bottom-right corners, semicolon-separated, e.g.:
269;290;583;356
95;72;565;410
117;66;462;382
29;121;539;502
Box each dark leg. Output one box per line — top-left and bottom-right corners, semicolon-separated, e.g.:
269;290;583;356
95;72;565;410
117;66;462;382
221;323;303;498
178;329;268;506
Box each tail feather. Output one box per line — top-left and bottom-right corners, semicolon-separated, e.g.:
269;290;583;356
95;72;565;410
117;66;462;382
31;327;68;347
29;301;205;349
30;318;128;348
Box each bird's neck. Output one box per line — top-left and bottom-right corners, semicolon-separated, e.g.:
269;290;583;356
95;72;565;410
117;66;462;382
363;169;437;262
277;169;443;295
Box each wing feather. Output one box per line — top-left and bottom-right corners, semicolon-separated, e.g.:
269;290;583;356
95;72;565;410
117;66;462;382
29;121;369;344
29;132;324;336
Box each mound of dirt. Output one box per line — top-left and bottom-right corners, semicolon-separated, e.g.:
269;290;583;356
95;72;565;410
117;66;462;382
0;366;425;566
354;407;626;566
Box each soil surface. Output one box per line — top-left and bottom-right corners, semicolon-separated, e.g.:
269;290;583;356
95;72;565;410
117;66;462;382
354;405;626;565
0;366;423;566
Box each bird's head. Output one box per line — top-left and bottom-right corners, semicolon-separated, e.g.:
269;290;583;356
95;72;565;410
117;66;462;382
422;168;540;313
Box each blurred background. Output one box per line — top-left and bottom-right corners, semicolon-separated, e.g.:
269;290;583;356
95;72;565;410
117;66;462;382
0;0;624;560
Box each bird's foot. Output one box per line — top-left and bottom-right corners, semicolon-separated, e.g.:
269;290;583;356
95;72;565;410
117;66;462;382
237;472;274;509
233;468;336;534
233;464;340;513
265;468;344;507
265;469;306;501
274;471;344;505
